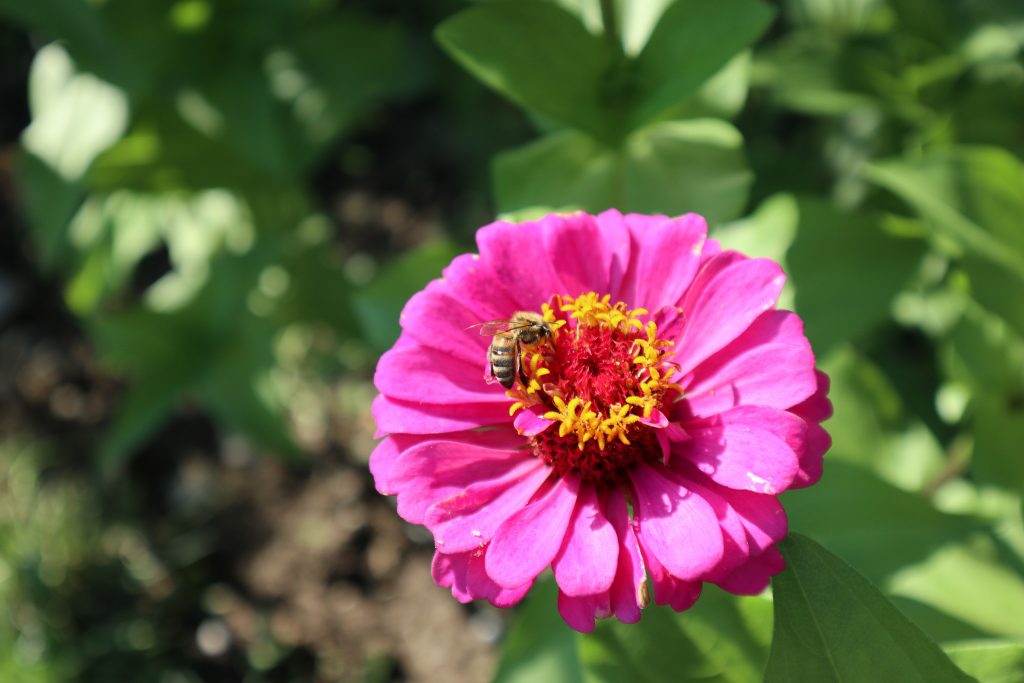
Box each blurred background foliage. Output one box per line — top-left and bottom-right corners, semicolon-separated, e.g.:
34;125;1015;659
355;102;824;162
0;0;1022;681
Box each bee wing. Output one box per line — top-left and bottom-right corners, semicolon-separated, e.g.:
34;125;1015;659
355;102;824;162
469;319;519;336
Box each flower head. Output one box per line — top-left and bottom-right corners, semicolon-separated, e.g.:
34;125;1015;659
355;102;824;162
371;210;831;631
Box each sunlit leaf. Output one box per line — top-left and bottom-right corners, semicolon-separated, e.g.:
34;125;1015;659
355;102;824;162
493;577;583;683
945;640;1024;683
888;538;1024;639
494;119;751;222
22;43;129;182
580;605;719;683
629;0;774;128
678;589;773;683
765;534;977;682
436;1;614;141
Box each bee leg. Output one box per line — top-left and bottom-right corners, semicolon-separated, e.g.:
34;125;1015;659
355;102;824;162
515;342;530;388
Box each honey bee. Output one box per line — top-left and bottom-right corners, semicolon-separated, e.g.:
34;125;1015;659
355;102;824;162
472;311;553;389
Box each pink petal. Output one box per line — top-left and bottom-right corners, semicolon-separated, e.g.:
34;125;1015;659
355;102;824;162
514;406;555;436
678;405;804;495
594;209;633;298
466;550;534;607
369;435;415;495
476;218;567;310
791;370;833;421
606;491;646;623
432;550;533;607
372;394;510;436
389;431;528;524
655;249;744;338
542;212;615;297
552;484;618;597
375;344;508;405
432;550;474;603
426;461;552;553
440;253;523;321
792;421;829;488
715;545;785;595
672;473;753;579
630;463;724;581
674;254;786;377
558;591;609;633
399;283;494;366
641;547;703;611
686;471;788;556
700;237;723;264
486;476;580;588
617;213;707;312
682;310;817;417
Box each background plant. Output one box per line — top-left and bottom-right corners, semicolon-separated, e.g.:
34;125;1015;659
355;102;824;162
0;0;1022;681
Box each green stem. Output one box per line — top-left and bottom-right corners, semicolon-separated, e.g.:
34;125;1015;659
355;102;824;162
598;0;624;59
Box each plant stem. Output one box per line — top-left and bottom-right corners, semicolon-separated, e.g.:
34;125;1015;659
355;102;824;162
598;0;624;59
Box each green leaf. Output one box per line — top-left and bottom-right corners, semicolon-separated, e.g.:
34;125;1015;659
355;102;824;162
972;397;1024;496
945;641;1024;683
629;0;774;128
352;241;460;352
863;147;1024;280
888;537;1024;638
678;588;773;683
765;534;977;682
493;577;583;683
943;304;1024;494
92;250;299;474
783;461;982;583
783;0;890;33
494;119;751;223
436;1;613;141
22;43;129;182
787;198;925;356
17;151;82;271
580;605;719;683
0;0;142;90
814;347;946;490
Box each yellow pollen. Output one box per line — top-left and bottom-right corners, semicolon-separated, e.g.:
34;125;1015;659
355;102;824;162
505;292;681;450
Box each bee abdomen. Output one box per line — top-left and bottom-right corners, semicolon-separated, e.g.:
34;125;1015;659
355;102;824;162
490;355;514;368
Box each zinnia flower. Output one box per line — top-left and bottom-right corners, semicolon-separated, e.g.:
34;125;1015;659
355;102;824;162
371;210;831;632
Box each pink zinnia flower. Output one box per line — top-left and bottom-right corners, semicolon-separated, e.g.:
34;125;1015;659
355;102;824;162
371;210;831;632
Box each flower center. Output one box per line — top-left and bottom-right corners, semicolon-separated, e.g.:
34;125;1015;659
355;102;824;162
507;292;681;484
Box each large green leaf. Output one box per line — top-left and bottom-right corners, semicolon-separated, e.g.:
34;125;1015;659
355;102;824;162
493;577;583;683
765;534;977;682
436;1;614;141
787;198;925;356
494;119;751;222
629;0;774;129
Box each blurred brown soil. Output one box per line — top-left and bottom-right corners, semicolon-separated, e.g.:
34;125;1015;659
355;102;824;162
0;159;499;682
